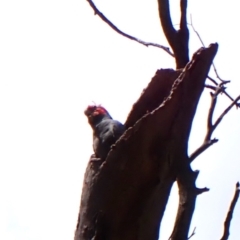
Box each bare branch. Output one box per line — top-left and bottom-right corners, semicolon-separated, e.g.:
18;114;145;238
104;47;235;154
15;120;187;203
189;15;229;83
190;87;240;162
170;226;196;240
206;84;226;139
86;0;174;56
188;19;240;160
188;227;196;239
180;0;188;31
220;182;240;240
189;138;218;162
170;167;209;240
196;187;210;195
157;0;176;45
189;15;205;47
214;95;240;129
220;90;238;106
204;84;217;91
157;0;189;68
207;76;218;85
207;76;238;107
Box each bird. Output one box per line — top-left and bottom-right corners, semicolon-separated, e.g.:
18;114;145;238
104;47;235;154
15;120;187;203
84;105;125;160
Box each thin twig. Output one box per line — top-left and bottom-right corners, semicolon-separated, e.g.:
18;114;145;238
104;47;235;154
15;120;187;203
206;84;226;140
196;187;210;195
189;15;205;47
207;76;238;107
190;139;218;162
188;227;196;239
193;19;237;106
204;84;217;91
189;15;229;83
214;95;240;129
220;182;240;240
86;0;174;56
207;76;218;85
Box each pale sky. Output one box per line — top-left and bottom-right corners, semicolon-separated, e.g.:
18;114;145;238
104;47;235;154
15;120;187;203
0;0;240;240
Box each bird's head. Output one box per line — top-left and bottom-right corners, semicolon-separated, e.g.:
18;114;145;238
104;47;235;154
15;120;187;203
84;105;112;126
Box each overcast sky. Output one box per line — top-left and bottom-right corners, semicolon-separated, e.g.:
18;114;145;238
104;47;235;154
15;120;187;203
0;0;240;239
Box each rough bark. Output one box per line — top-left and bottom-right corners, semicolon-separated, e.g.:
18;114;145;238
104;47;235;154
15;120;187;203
74;44;218;240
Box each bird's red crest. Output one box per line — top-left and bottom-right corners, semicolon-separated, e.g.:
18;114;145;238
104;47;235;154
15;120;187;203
95;106;108;116
85;105;108;117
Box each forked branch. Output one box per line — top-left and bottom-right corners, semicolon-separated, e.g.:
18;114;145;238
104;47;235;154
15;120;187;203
187;227;196;239
190;84;240;161
205;77;238;107
86;0;174;56
220;182;240;240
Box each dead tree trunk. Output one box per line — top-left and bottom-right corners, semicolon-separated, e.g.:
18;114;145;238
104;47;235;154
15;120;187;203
74;44;218;240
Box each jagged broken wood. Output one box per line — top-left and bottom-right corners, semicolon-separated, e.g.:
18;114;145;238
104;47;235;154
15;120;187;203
74;43;218;240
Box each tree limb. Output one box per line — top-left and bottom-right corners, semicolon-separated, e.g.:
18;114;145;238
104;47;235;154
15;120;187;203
169;168;209;240
189;139;218;162
157;0;176;44
180;0;188;31
190;85;240;162
204;84;217;91
206;84;226;138
207;76;218;85
214;95;240;129
206;76;239;108
86;0;174;56
220;182;240;240
157;0;189;68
